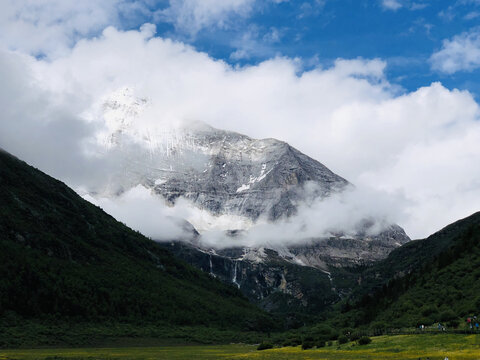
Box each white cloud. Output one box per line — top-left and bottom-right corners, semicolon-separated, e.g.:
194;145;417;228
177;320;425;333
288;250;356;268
158;0;255;37
0;0;152;58
464;11;480;20
430;29;480;73
83;182;408;249
0;0;259;57
1;25;480;241
199;184;409;249
410;2;428;10
381;0;403;11
381;0;428;11
229;25;283;60
263;27;283;43
84;186;195;241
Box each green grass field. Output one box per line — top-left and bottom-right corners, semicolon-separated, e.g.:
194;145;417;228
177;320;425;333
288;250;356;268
1;334;480;360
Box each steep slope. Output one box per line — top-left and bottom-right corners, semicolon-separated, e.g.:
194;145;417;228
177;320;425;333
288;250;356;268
0;149;273;339
161;222;410;323
161;241;338;325
334;212;480;328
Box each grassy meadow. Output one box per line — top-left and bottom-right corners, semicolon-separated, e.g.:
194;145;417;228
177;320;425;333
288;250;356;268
1;334;480;360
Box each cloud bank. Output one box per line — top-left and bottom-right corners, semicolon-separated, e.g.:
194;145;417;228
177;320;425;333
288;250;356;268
0;24;479;241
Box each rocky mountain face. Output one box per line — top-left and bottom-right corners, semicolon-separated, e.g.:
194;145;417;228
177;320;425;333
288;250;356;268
96;87;350;226
159;241;338;324
288;224;410;269
92;87;411;318
159;223;409;319
151;125;349;223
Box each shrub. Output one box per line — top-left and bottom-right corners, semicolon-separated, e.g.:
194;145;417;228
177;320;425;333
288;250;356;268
327;341;333;346
257;342;273;350
421;305;438;317
316;340;326;348
312;324;334;337
447;319;460;328
370;321;388;334
338;335;349;344
440;310;456;322
350;333;360;341
290;337;302;346
358;336;372;345
282;337;301;347
302;340;314;350
282;339;293;347
475;297;480;309
341;327;354;337
329;331;339;340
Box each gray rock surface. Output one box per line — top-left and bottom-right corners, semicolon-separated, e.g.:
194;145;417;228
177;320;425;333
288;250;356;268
150;125;349;222
160;241;338;320
289;224;410;269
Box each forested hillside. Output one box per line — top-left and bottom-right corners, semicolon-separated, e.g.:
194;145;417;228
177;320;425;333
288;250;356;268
0;149;274;346
335;212;480;329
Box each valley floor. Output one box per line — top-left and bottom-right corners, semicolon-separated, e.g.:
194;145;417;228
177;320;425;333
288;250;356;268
1;334;480;360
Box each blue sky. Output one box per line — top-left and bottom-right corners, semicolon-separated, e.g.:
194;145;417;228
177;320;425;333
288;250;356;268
120;0;480;97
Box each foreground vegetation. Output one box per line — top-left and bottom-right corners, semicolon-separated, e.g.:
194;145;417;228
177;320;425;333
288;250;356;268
0;321;272;349
1;334;480;359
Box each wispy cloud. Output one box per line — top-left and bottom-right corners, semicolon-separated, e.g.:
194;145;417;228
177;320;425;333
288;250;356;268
430;28;480;73
229;25;285;60
381;0;428;11
381;0;403;11
464;10;480;19
156;0;255;38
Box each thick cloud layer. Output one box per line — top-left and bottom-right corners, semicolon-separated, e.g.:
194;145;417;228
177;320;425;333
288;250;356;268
1;25;480;241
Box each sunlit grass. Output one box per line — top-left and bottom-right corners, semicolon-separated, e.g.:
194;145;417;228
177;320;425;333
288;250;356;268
1;334;480;359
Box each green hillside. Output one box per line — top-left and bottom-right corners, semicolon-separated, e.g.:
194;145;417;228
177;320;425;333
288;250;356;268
335;211;480;329
0;149;274;346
